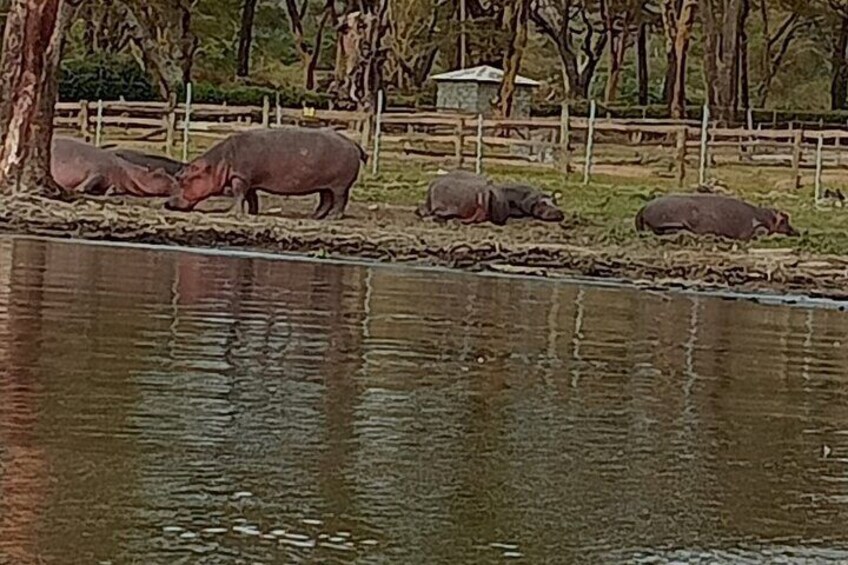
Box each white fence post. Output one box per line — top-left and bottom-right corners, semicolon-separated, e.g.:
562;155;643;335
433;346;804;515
372;90;384;176
583;99;596;185
182;82;193;162
95;99;103;147
699;104;710;185
815;135;824;205
475;114;484;175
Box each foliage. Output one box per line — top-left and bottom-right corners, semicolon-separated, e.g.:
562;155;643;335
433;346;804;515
40;0;848;112
59;56;159;102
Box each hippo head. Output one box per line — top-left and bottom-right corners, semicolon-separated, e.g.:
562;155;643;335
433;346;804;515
763;209;799;237
165;158;220;211
142;167;180;197
529;195;565;222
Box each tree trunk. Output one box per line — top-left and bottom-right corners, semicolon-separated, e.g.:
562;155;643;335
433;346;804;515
498;0;531;118
662;46;676;105
0;0;72;197
304;1;334;90
832;16;848;110
179;1;197;85
637;22;649;105
236;0;258;77
738;0;749;112
663;0;697;119
115;0;183;100
701;0;743;123
604;28;630;105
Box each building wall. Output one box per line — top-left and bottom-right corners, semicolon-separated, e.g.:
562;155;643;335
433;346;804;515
435;82;479;114
436;81;534;117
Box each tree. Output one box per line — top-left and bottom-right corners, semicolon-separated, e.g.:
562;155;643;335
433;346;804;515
700;0;746;123
0;0;75;196
283;0;336;89
755;4;812;107
603;0;644;103
530;0;609;99
499;0;532;117
661;0;697;118
331;1;390;111
112;0;198;100
236;0;258;77
385;0;450;91
636;20;649;104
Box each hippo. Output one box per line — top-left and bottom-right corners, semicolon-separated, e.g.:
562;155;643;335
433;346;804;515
51;137;178;196
635;194;799;241
165;127;368;218
416;171;564;225
496;182;565;222
110;148;184;176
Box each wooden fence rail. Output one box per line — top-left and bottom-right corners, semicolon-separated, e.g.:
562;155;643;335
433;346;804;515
52;98;848;198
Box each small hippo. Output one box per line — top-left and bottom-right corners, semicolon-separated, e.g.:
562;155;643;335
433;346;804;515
165;127;368;218
51;137;178;197
110;149;184;176
416;171;564;225
635;194;798;241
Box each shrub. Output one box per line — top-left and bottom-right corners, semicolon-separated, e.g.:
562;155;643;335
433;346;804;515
59;55;158;102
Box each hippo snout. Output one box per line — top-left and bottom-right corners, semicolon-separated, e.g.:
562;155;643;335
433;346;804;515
533;200;565;222
164;196;193;212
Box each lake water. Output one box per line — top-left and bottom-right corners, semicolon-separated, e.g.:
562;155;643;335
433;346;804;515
3;236;848;564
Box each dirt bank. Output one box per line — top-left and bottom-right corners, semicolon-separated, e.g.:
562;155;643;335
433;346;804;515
0;193;846;300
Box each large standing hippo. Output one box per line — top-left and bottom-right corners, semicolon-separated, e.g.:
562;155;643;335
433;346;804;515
52;137;178;196
635;194;799;240
165;127;368;218
110;148;184;176
416;171;564;225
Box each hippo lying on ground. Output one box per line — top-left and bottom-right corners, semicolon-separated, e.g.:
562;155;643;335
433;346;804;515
52;137;178;196
416;171;564;225
165;127;368;217
110;149;184;176
635;194;798;241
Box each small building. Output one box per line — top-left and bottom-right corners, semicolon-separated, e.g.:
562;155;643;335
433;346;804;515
430;65;540;118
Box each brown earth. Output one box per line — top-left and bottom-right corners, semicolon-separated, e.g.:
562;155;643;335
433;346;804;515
1;191;847;301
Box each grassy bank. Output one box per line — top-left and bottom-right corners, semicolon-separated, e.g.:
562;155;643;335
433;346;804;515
3;148;848;299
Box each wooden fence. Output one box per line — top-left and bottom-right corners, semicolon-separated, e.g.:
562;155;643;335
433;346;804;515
53;97;848;202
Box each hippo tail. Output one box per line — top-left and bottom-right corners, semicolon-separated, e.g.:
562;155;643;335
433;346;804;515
634;207;646;232
354;141;368;164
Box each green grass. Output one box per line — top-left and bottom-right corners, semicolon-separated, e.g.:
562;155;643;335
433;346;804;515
360;158;848;255
73;128;848;256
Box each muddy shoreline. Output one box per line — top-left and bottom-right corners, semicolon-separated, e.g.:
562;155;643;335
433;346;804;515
1;194;846;301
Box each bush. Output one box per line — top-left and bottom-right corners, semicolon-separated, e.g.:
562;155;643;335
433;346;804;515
59;55;159;102
58;55;331;108
191;82;330;108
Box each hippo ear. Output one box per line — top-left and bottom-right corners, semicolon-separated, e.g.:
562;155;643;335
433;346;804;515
488;189;510;226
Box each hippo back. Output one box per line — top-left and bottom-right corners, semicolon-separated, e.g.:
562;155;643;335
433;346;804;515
112;149;184;176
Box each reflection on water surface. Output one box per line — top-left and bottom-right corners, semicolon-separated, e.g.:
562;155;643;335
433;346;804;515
2;236;848;563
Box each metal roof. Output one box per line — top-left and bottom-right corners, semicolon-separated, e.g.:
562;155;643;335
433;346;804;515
430;65;540;87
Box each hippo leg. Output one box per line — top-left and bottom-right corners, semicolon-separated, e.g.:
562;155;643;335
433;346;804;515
71;174;108;195
312;190;334;220
229;177;250;217
324;185;351;220
244;188;259;215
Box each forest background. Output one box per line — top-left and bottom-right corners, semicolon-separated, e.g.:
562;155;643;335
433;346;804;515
0;0;841;121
